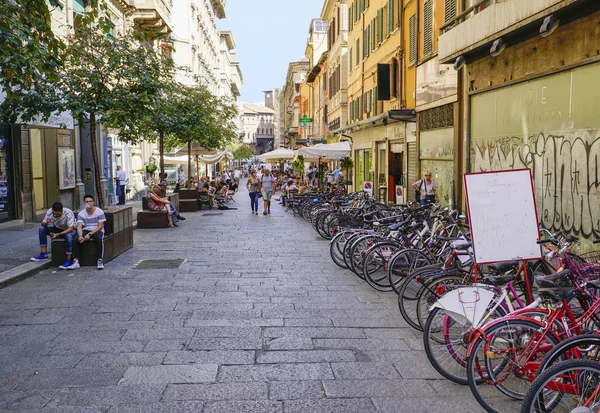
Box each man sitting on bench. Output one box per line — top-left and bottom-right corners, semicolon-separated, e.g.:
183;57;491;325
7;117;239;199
31;202;77;269
67;194;107;270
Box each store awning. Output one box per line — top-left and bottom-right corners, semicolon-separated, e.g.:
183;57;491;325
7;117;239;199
258;148;294;162
297;141;351;160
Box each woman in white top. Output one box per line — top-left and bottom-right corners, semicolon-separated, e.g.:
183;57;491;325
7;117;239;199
412;171;439;206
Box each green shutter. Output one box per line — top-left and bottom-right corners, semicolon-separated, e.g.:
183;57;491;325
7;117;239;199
359;0;364;14
73;0;85;13
378;9;383;43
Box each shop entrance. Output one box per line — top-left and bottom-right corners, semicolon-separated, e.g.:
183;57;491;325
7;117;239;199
30;128;59;215
0;124;14;222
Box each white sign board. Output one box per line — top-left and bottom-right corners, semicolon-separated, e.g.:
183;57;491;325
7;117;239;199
465;169;541;264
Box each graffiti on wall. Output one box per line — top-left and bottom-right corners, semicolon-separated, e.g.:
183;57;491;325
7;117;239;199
472;130;600;240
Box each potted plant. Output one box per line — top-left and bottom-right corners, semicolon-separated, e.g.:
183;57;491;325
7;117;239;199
340;157;353;185
292;155;305;177
146;162;158;174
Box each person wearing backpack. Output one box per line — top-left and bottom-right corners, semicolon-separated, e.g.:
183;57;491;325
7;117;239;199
412;171;439;206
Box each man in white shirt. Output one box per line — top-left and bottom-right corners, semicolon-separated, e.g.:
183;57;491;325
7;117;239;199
233;168;242;184
68;194;107;270
115;165;127;205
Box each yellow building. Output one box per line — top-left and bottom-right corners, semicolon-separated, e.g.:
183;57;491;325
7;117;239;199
342;0;416;203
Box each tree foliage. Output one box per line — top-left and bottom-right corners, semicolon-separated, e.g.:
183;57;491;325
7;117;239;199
0;0;64;123
232;144;254;160
59;5;168;207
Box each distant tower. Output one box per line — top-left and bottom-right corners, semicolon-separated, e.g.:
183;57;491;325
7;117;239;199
263;90;274;109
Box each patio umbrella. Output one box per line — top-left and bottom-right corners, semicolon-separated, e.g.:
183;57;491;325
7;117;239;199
258;147;294;162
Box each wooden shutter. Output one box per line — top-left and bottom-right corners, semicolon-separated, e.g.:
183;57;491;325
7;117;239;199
423;0;434;56
377;9;383;44
388;0;394;34
408;142;417;197
409;14;417;64
444;0;457;24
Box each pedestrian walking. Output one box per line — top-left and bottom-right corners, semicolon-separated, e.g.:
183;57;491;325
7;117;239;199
412;171;439;206
246;170;260;215
68;194;107;270
31;202;77;268
233;167;242;184
260;168;275;215
115;165;127;205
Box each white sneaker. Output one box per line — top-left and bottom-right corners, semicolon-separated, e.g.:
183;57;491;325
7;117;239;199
97;259;104;270
67;261;80;270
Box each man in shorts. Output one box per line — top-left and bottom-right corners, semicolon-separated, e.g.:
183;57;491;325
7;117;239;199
259;168;275;215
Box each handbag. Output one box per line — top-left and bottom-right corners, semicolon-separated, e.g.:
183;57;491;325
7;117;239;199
415;180;423;201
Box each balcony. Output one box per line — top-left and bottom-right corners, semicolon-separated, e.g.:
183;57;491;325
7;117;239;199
129;0;173;35
211;0;226;19
439;0;580;63
230;63;242;97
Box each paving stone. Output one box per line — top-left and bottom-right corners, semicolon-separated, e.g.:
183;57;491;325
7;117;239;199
192;326;262;338
262;327;366;339
75;353;166;369
217;363;334;382
118;365;218;385
283;398;378;413
49;341;145;355
0;389;58;410
40;406;110;413
323;379;433;398
331;362;402;380
162;381;267;401
184;318;283;327
46;385;166;407
187;337;264;350
201;400;282;413
256;350;356;364
0;354;85;373
105;401;205;413
121;328;196;341
283;318;333;327
143;339;190;352
163;350;255;365
264;337;314;350
371;396;484;413
16;368;126;390
314;338;410;351
268;381;325;400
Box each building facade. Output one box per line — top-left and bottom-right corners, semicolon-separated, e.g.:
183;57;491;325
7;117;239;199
239;103;275;155
439;0;600;245
282;58;311;148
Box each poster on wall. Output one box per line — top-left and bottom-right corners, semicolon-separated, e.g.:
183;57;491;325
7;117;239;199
395;186;404;205
58;148;75;189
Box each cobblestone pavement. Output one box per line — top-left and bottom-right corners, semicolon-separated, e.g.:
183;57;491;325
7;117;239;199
0;185;484;412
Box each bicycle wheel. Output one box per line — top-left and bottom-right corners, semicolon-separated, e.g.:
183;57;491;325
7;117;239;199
349;234;382;279
342;232;365;270
415;273;471;331
388;248;433;294
397;264;444;330
362;241;401;291
520;359;600;413
423;303;506;385
330;231;350;269
467;319;561;413
537;334;600;374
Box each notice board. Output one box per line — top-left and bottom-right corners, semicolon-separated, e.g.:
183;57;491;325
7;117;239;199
464;169;541;264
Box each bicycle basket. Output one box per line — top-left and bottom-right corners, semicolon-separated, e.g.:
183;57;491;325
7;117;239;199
565;250;600;278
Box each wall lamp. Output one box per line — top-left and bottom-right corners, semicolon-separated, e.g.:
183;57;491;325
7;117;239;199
540;15;559;37
454;55;466;70
490;38;506;57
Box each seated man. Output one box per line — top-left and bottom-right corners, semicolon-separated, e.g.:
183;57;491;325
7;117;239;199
227;180;239;201
67;194;107;270
280;179;298;207
31;202;77;269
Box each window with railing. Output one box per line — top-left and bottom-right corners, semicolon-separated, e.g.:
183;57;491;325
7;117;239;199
441;0;495;33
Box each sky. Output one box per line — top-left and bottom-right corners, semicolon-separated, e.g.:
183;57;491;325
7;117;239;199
217;0;326;104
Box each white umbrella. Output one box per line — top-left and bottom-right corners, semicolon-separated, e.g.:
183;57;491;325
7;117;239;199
258;147;295;162
297;141;351;160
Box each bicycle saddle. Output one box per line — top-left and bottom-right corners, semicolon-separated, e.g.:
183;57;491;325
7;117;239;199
535;270;573;288
487;261;519;274
483;274;516;286
452;241;472;251
537;287;580;302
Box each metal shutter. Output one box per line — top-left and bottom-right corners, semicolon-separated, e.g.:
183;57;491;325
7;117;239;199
409;14;417;64
423;0;433;56
408;142;417;199
444;0;457;24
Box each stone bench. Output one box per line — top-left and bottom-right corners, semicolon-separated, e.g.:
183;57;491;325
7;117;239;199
138;193;181;229
50;206;133;267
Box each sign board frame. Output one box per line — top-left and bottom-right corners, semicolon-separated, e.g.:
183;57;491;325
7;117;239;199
464;169;541;264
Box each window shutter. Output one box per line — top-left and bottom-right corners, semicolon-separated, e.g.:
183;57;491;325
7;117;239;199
388;0;394;33
444;0;457;24
409;13;417;64
378;9;383;43
356;39;360;65
423;0;434;56
359;0;364;13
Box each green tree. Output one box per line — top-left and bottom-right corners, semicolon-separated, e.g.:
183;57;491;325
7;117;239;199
163;79;238;181
0;0;64;123
232;144;254;161
59;6;168;207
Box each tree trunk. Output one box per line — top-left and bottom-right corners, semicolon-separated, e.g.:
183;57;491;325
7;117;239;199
89;112;104;209
159;129;165;180
187;141;192;187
